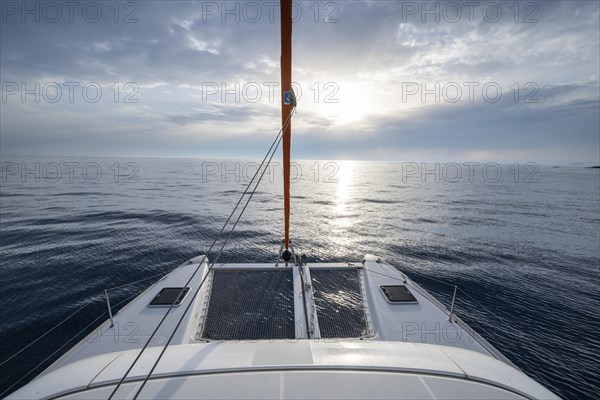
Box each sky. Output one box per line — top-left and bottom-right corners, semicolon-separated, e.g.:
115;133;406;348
1;0;599;164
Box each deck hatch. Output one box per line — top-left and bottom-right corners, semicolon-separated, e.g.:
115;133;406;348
311;268;368;338
148;287;190;307
380;285;418;303
201;270;295;340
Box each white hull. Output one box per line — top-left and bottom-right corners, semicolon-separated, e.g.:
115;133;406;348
8;255;558;399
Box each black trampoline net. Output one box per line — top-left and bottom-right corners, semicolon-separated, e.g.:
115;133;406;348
311;268;369;338
201;269;295;340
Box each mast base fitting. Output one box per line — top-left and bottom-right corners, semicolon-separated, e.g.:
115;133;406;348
282;250;292;262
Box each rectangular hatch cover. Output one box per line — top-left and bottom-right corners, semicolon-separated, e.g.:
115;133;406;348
149;287;190;307
380;285;418;303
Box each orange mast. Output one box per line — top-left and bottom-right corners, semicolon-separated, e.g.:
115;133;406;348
280;0;293;250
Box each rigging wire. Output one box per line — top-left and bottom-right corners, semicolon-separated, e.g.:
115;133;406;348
0;290;140;398
108;107;296;400
105;270;172;292
367;261;516;340
1;268;173;369
131;110;295;399
0;294;102;367
385;259;514;327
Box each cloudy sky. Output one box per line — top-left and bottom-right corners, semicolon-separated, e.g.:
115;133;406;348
1;0;599;163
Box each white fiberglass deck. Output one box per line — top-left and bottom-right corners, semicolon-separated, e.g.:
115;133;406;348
41;254;508;368
7;254;559;399
9;341;557;400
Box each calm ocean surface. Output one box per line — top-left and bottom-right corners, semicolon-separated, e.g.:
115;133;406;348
0;156;598;399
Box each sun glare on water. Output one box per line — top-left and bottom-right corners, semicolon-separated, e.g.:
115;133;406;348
333;160;355;227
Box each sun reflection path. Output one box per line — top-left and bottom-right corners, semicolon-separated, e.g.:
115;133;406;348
333;160;354;228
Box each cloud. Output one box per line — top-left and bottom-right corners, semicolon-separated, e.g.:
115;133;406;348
1;0;598;164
